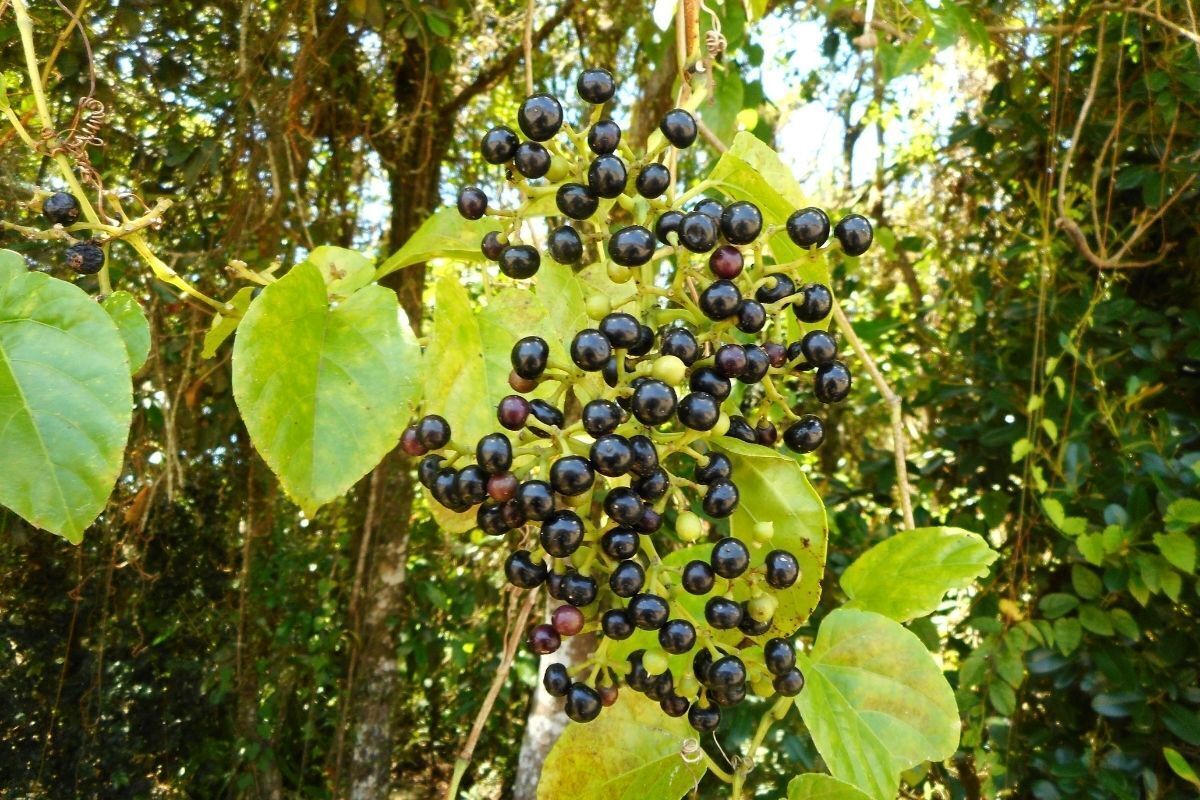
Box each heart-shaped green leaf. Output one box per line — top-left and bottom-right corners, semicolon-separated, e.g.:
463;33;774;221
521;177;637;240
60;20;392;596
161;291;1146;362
787;773;876;800
232;262;419;514
0;249;132;542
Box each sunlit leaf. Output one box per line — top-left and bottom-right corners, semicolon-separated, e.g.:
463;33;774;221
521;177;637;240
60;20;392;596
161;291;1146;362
102;291;151;374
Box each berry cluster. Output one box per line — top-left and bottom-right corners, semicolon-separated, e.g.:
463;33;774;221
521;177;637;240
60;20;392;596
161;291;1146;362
37;191;106;275
409;68;872;732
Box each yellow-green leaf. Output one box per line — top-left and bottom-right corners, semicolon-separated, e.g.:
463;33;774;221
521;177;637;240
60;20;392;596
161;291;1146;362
202;286;255;359
376;207;499;278
787;774;875;800
102;291;151;374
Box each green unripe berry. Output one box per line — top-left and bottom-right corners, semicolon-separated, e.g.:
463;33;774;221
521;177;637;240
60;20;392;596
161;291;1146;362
652;355;687;386
677;673;701;699
546;154;571;182
747;594;778;623
643;648;670;676
587;294;612;321
711;413;731;437
607;262;634;283
753;521;775;542
677;511;702;542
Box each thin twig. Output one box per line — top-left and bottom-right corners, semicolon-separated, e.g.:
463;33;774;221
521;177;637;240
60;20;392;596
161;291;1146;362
522;0;534;96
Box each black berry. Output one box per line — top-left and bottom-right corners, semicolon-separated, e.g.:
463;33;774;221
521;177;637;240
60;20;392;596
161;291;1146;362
600;312;641;348
588;155;628;198
659;108;698;148
556;183;600;220
699;280;741;320
679;211;719;252
602;608;635;639
655;210;684;244
540;510;586;557
636;163;671;198
587;119;621;154
793;283;833;323
582;399;622;436
815;361;852;403
678;392;720;431
630;379;677;425
548;226;584;264
720;201;762;244
736;300;767;333
690;367;731;400
517;94;564;141
544;663;571;696
682;560;716;594
711;536;750;577
514;141;552;178
499;245;540;279
800;330;837;365
416;415;452;449
518;480;556;520
834;214;873;256
756;273;796;304
591;434;634;477
787;207;830;248
784;415;825;453
601;526;639;560
481;231;505;260
476;433;513;474
550;455;595;496
604;487;644;525
65;242;104;275
505;550;547;588
705;597;743;629
764;638;796;676
773;668;805;696
481;126;519;163
765;550;800;588
659;619;697;654
608;226;655;267
43;192;81;225
610;560;645;597
566;682;602;722
629;593;670;630
577;68;616;104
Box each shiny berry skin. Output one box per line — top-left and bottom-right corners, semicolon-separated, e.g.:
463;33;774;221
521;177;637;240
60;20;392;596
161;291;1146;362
553;604;586;636
561;572;598;607
692;649;714;683
659;108;698;148
739;610;772;636
720;201;762;244
480;126;519;163
682;560;716;594
708;655;747;688
528;400;565;433
601;526;639;559
628;435;660;476
699;280;741;320
505;550;547;588
550;455;594;496
756;273;797;304
416;415;451;449
741;345;770;382
630;326;655;356
401;426;426;456
726;415;756;444
711;536;750;578
499;245;540;279
565;682;602;722
678;392;720;431
548;225;584;264
610;560;645;598
608;225;655;267
604;487;645;525
793;283;833;322
659;619;697;654
431;468;462;509
602;608;635;639
679;211;719;252
784;415;825;453
456;187;487;219
786;207;830;248
629;593;670;630
487;472;518;502
636;163;671;198
693;198;724;220
715;344;747;379
476;433;512;474
709;245;744;279
636;507;662;533
800;330;837;365
588;154;627;198
477;503;508;535
498;395;531;430
660;327;699;365
517;93;563;141
582;399;622;436
763;638;797;676
736;300;767;333
773;668;806;696
518;480;556;520
834;213;873;256
481;231;505;260
42;192;80;225
546;571;567;600
690;367;731;400
514;141;551;178
587;119;621;154
529;623;561;654
654;210;684;244
577;67;616;104
571;329;613;371
418;454;444;487
632;468;669;501
540;510;585;557
556;183;600;220
756;421;779;447
710;684;748;706
543;663;571;696
704;481;740;519
600;312;641;348
763;342;787;368
688;703;721;732
660;694;689;717
815;361;852;403
65;242;104;275
705;597;743;629
765;550;800;589
591;434;634;477
630;379;677;425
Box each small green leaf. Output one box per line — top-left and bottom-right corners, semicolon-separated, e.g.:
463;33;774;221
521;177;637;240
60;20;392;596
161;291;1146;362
1161;568;1183;601
1037;593;1079;619
538;693;706;800
1109;608;1140;640
841;526;997;622
305;245;375;299
1154;530;1196;573
1041;418;1058;442
1077;533;1105;566
376;207;499;278
202;286;255;359
1164;747;1200;788
988;681;1017;715
101;291;151;374
1053;618;1082;655
1167;498;1200;525
1011;437;1033;462
1078;604;1113;636
787;774;875;800
1071;565;1103;599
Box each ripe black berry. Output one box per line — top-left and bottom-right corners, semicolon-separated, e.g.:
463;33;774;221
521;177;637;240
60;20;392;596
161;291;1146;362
416;415;451;449
556;183;600;220
800;330;838;366
43;192;80;225
679;211;719;252
636;507;662;533
660;693;690;717
571;329;613;371
630;325;655;356
688;703;721;732
588;155;628;198
793;283;833;323
600;312;641;348
418;454;444;487
604;487;644;525
541;510;585;557
678;392;720;431
630;379;677;425
591;434;633;477
815;361;852;403
566;683;602;722
481;231;505;260
659;620;697;654
544;663;571;697
741;345;770;382
693;649;714;683
660;327;699;365
763;342;787;368
518;480;556;520
786;207;830;248
505;550;547;588
763;638;796;676
587;119;621;154
659;108;698;148
756;421;778;447
704;482;740;519
692;198;723;220
695;453;731;484
784;415;825;453
548;226;584;264
736;300;767;333
601;526;639;559
498;395;531;430
726;415;756;443
682;560;716;594
710;684;748;706
529;399;565;431
432;468;462;509
690;367;731;400
628;435;660;476
632;468;669;501
499;245;540;279
626;651;651;690
602;608;635;639
476;433;513;473
577;68;616;104
705;597;743;629
457;466;489;505
712;536;750;577
765;550;800;588
773;668;805;696
715;344;748;379
709;245;743;279
608;226;655;267
561;572;598;607
529;623;561;654
514;141;552;178
654;210;684;244
480;126;519;163
834;214;873;256
635;163;671;198
739;610;772;636
699;280;741;320
708;655;747;687
517;94;563;141
756;273;797;304
477;503;508;534
550;456;594;496
720;201;762;244
65;242;104;275
610;560;645;598
629;593;670;630
582;399;622;436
